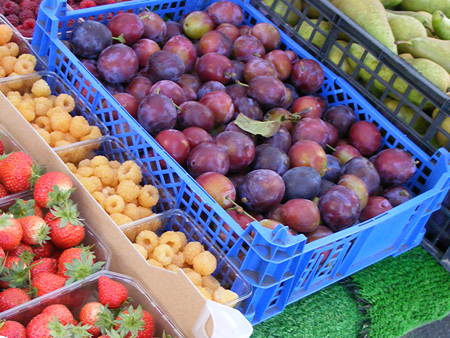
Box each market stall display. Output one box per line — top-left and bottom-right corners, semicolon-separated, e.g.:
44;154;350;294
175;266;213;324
0;0;447;333
29;0;449;325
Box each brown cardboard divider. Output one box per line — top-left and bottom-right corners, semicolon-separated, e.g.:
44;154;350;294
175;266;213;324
0;91;214;337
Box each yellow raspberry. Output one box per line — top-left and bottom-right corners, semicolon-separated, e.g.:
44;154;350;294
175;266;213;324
110;213;132;226
34;97;53;117
80;126;102;141
6;43;19;57
69;116;90;139
36;128;51;145
116;180;140;203
78;159;91;167
50;131;65;147
104;195;125;214
79;176;102;193
31;79;51;97
63;133;78;143
192;251;217;276
123;203;140;221
50;111;72;132
118;161;142;184
138;185;159;208
65;162;77;173
77;166;94;177
54;93;75;112
0;25;13;45
17;101;35;122
94;165;116;186
92;191;106;207
91;155;109;167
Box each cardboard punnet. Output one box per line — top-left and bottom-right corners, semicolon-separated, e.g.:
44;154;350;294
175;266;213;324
0;91;252;338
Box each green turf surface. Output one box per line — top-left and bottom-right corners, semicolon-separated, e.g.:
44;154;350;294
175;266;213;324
252;247;450;337
352;247;450;338
252;284;363;338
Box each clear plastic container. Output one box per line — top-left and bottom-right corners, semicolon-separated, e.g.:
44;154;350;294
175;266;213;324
0;14;46;73
121;209;252;308
0;71;109;149
0;220;111;316
0;124;33;205
0;271;183;337
55;136;175;219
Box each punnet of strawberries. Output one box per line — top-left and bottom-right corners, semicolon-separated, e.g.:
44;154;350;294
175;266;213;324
0;275;164;337
0;149;106;314
0;0;131;38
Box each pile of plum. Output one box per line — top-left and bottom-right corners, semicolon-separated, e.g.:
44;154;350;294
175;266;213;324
67;1;417;241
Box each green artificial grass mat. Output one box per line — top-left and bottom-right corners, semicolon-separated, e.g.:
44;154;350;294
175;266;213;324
352;247;450;338
252;284;364;338
252;247;450;338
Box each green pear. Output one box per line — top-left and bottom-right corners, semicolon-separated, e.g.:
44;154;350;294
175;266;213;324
399;53;415;60
398;37;450;72
401;0;450;17
432;108;450;147
384;99;428;134
297;19;331;48
432;10;450;39
263;0;303;26
387;10;434;32
302;0;321;18
387;12;428;40
332;0;397;53
381;0;403;8
328;40;352;74
348;44;448;106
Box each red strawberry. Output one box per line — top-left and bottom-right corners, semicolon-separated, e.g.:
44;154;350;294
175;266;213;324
32;241;55;259
25;313;54;338
9;199;43;218
57;247;104;283
42;304;76;325
115;306;155;338
19;216;50;245
0;140;4;155
0;152;38;193
0;247;5;261
33;172;74;208
0;288;31;312
98;276;129;309
32;272;66;297
7;243;33;257
30;257;57;279
48;201;85;249
79;302;105;336
44;211;56;224
0;320;26;338
0;183;8;198
0;255;31;289
0;214;23;250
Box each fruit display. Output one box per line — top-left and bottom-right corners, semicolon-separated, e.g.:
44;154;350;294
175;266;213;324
63;1;419;240
129;226;239;306
0;154;107;313
56;137;161;227
0;23;39;78
1;272;180;338
0;73;106;152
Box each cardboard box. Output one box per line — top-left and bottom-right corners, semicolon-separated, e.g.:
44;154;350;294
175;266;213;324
0;89;252;337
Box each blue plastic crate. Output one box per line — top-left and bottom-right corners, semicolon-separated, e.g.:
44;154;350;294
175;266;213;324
33;0;450;324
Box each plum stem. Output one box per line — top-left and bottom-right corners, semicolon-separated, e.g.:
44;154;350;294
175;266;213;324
326;144;336;152
112;34;126;44
235;80;249;87
226;197;257;222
